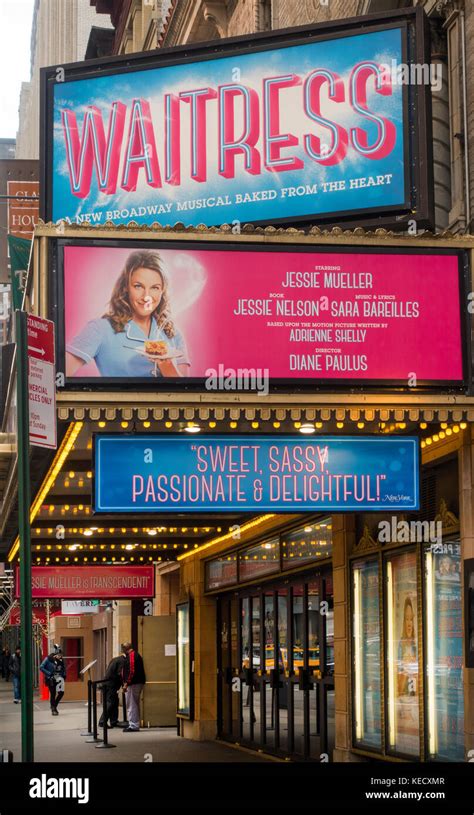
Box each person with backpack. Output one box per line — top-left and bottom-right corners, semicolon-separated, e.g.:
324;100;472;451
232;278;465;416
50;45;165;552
40;651;66;715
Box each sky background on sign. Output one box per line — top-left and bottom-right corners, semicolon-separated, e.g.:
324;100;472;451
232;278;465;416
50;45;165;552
0;0;35;138
53;27;405;226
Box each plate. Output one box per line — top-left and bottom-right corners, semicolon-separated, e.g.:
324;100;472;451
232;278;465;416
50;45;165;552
134;348;184;361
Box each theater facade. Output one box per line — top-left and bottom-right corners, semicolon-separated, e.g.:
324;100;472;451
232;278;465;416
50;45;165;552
3;218;470;763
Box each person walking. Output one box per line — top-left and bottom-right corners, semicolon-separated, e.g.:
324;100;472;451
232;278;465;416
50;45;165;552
98;651;126;729
3;648;11;682
0;649;5;679
121;642;146;732
40;651;66;715
9;647;21;703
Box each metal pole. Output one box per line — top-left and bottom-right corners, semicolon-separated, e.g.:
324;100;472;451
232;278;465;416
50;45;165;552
85;681;101;743
95;684;116;749
15;309;34;762
81;677;93;736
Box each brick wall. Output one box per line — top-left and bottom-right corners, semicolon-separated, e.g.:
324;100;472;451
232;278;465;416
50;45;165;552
273;0;359;29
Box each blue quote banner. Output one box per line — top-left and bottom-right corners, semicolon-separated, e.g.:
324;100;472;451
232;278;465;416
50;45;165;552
94;435;419;513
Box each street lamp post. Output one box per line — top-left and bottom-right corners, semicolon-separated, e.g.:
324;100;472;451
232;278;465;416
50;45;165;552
15;309;34;762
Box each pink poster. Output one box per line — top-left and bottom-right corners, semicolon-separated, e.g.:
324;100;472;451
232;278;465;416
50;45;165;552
62;244;463;383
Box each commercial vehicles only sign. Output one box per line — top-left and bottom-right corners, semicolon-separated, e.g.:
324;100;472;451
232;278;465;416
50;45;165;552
27;314;57;449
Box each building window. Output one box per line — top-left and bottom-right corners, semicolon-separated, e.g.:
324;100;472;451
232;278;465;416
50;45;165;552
60;637;84;682
205;517;333;592
239;538;280;582
281;519;332;569
205;553;238;591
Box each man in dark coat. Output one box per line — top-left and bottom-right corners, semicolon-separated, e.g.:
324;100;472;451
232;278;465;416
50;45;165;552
9;647;21;703
98;652;126;728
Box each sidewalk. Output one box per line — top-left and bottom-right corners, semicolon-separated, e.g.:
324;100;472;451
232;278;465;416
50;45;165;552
0;680;268;763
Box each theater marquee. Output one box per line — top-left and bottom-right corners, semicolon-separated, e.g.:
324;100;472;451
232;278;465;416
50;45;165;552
41;8;433;229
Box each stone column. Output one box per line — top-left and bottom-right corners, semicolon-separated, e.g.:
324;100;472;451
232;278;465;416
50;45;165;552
332;513;362;761
180;554;218;741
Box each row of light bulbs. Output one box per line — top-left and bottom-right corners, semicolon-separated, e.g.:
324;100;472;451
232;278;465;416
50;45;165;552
420;422;467;448
34;542;188;550
93;418;430;433
35;525;217;534
35;556;160;563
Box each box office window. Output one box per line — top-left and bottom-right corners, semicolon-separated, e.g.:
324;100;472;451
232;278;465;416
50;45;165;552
352;559;382;751
238;538;280;582
205;554;238;591
282;520;333;570
425;540;464;761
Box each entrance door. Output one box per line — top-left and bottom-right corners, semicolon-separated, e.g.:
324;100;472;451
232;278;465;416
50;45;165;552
217;570;334;760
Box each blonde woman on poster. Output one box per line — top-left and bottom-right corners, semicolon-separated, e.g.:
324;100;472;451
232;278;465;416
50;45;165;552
66;250;190;378
397;596;417;696
394;593;419;753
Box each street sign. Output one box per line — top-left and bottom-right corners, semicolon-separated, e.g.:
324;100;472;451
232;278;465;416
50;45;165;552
27;314;56;449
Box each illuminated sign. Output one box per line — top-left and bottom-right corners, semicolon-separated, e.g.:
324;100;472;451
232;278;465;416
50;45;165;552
41;9;433;228
93;435;420;513
57;241;466;388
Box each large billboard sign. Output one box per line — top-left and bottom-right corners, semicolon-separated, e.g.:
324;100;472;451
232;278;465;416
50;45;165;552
55;239;467;390
41;9;433;229
93;435;419;513
15;565;155;599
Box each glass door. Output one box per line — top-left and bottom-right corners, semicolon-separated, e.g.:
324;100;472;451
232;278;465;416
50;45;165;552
218;568;334;760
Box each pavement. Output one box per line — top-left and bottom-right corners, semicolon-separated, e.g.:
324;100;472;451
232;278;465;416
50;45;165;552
0;679;269;763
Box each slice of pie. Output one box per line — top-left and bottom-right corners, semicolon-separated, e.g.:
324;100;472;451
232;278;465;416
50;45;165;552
144;340;168;356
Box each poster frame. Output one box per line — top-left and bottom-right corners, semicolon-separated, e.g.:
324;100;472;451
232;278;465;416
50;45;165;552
50;235;470;393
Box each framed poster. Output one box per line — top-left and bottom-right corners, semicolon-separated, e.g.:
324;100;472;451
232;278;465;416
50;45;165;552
385;549;420;757
352;558;382;750
176;600;194;720
40;9;433;229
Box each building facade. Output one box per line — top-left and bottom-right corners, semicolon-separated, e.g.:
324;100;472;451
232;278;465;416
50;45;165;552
15;0;113;160
2;0;474;767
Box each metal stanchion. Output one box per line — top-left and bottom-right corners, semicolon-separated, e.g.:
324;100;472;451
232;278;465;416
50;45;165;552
85;681;101;743
96;684;116;749
81;679;93;737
